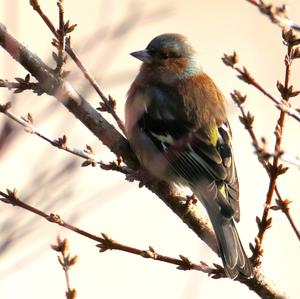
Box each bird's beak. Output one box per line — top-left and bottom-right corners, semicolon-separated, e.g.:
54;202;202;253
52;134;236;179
130;49;153;64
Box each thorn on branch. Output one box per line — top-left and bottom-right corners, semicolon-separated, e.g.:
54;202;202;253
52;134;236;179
282;29;300;47
257;216;273;235
50;235;78;299
210;263;226;279
97;233;117;252
67;254;79;267
51;235;69;255
237;67;254;84
276;164;289;176
114;155;123;167
54;0;77;76
0;188;18;205
52;38;59;48
239;111;254;130
265;162;288;177
48;213;63;224
277;81;300;100
81;160;91;167
177;255;193;270
256;215;272;232
250;0;300;31
64;20;77;34
58;134;68;149
250;237;263;265
7;188;18;199
100;157;123;171
96;95;116;112
271;198;292;212
265;217;273;230
84;144;94;155
230;90;247;106
0;75;44;95
66;289;77;299
14;73;31;83
259;2;287;23
81;145;98;167
222;52;238;67
140;246;158;259
81;159;97;167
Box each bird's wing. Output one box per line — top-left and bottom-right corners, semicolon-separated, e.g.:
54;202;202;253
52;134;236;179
137;85;240;220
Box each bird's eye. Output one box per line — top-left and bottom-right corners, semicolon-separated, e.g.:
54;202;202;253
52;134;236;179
160;50;180;59
160;52;169;59
158;50;174;59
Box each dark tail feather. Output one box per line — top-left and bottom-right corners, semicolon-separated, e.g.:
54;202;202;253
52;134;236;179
214;218;253;279
201;197;253;279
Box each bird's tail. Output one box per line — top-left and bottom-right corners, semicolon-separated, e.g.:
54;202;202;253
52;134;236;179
200;194;253;279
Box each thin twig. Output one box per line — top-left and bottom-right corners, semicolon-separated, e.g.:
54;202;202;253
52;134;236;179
0;102;101;163
272;188;300;242
30;0;57;34
0;20;220;257
0;101;137;179
245;0;300;31
230;30;300;260
256;33;294;249
30;0;125;134
55;0;66;74
0;189;213;275
0;21;135;167
222;52;300;123
231;90;268;168
0;188;291;297
236;65;300;122
230;89;299;259
51;236;78;299
0;76;43;95
0;15;290;299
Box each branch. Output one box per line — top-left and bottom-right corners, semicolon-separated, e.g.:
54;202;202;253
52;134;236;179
0;20;218;264
0;188;290;298
271;192;300;242
231;90;300;255
54;0;67;75
0;22;134;166
245;0;300;31
0;75;43;95
255;29;297;255
0;101;133;176
0;22;291;299
30;0;125;134
222;52;300;123
0;102;100;162
228;29;300;260
51;236;78;299
0;189;213;275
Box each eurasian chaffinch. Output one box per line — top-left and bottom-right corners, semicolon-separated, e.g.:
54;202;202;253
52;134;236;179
125;33;253;279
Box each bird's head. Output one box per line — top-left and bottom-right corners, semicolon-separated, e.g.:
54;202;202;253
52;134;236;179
130;33;202;82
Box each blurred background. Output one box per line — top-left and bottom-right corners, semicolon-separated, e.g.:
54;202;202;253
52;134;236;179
0;0;300;298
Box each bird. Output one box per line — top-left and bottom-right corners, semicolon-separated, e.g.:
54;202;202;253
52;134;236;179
125;33;253;279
